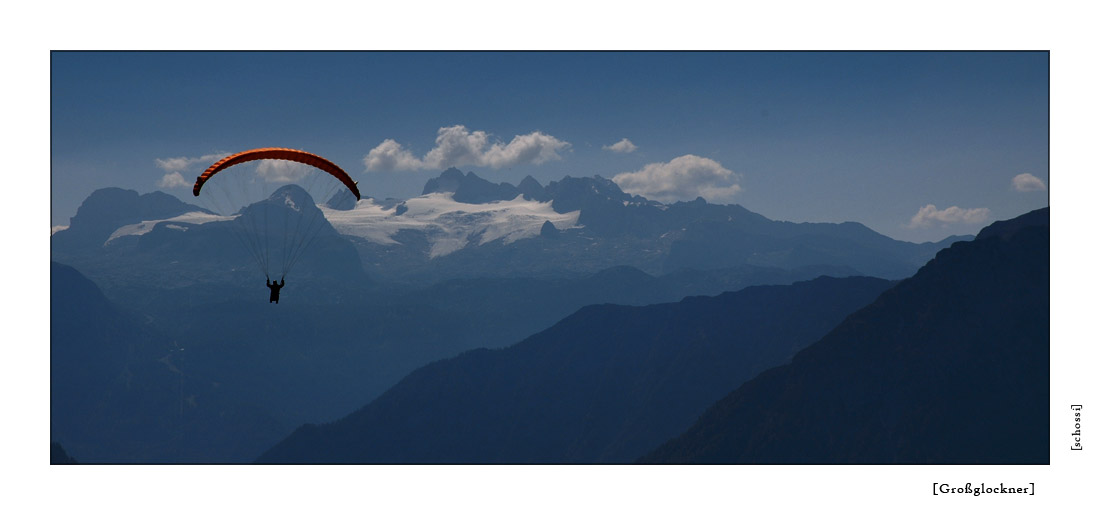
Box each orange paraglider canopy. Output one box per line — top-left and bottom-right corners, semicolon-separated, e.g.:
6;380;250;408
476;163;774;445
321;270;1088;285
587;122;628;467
192;147;361;200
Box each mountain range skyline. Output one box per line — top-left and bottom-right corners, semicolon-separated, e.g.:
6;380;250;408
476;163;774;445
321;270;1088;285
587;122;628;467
51;168;975;291
51;52;1048;244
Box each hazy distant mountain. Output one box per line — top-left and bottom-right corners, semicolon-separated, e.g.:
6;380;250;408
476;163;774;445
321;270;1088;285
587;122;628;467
55;223;873;464
51;261;131;409
52;187;213;252
331;170;967;283
52;185;366;292
518;175;550;202
641;208;1049;464
114;262;869;448
51;261;290;463
52;172;965;289
422;167;522;203
256;275;893;463
393;263;865;346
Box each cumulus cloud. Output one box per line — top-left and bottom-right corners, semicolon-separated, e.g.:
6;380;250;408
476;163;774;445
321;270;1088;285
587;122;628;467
363;125;570;172
158;171;190;189
156;152;230;189
908;204;991;228
421;125;492;169
612;155;742;204
481;131;569;168
155;152;228;172
1012;173;1047;192
364;139;429;171
255;160;314;183
603;138;638;153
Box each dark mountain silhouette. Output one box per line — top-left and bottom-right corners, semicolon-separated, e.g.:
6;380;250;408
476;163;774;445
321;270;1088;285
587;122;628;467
256;275;892;463
973;207;1048;241
517;175;550;201
539;220;560;238
51;261;141;414
325;188;359;210
641;208;1049;464
52;188;211;252
51;261;290;463
422;167;522;203
51;442;78;465
543;175;658;215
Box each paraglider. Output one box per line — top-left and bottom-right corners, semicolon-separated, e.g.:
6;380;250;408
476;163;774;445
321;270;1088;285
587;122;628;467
193;147;361;200
266;276;285;304
191;148;360;302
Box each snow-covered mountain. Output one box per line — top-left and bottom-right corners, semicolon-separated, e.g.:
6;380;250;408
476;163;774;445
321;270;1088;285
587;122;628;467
322;192;580;258
52;169;970;287
325;170;968;282
52;188;214;252
52;185;365;290
107;211;236;243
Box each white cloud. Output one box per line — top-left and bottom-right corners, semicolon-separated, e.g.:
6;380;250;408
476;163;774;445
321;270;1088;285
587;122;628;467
421;125;492;169
1012;173;1047;192
255;160;313;183
156;152;231;189
155;157;199;172
603;138;638;153
158;171;190;189
611;154;742;204
481;131;569;168
363;125;570;172
52;225;68;235
155;152;229;172
908;204;991;228
364;139;427;171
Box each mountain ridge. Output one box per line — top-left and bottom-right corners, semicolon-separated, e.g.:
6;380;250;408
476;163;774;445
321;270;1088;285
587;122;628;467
53;170;971;286
339;169;973;283
255;275;894;463
51;261;290;463
640;207;1049;464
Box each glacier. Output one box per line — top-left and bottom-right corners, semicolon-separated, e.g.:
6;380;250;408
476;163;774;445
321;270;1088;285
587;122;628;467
321;192;581;258
106;212;237;243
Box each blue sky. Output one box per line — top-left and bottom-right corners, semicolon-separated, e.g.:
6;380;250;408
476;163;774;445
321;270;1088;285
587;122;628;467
51;51;1048;242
